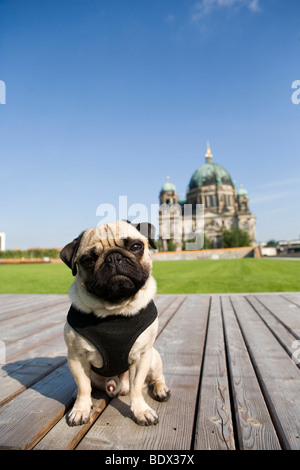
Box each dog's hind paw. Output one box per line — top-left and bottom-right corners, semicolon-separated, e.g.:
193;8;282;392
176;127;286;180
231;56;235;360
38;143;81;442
152;382;171;402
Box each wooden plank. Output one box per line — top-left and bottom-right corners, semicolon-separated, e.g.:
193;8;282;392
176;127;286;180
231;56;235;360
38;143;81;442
0;294;70;322
154;294;176;312
152;295;209;377
0;294;48;312
221;296;281;450
76;373;198;450
0;308;67;343
255;294;300;337
246;295;300;358
0;300;69;331
194;295;235;450
281;293;300;308
231;295;300;450
5;323;65;362
0;363;76;449
0;299;68;362
157;295;187;336
0;336;67;406
34;389;109;450
76;294;210;450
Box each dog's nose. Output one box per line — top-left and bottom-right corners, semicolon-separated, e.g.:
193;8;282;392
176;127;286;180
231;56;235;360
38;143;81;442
105;252;123;266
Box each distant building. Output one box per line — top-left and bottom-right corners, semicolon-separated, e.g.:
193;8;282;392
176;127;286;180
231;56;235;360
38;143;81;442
0;233;6;251
159;144;256;250
260;244;277;257
277;239;300;255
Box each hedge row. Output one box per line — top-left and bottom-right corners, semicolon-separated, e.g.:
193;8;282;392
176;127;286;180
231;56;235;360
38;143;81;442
0;249;60;259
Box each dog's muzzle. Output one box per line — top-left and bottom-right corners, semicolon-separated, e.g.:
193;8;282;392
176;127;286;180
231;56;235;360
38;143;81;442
105;252;123;270
85;250;149;302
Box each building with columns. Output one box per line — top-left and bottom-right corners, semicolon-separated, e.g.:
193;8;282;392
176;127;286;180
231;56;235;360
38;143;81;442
159;144;256;251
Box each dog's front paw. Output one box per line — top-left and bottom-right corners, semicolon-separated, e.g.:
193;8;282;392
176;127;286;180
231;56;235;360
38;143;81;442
132;406;159;426
67;406;91;426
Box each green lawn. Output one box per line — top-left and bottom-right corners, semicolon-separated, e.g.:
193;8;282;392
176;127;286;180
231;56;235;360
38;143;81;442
153;259;300;293
0;259;299;294
0;263;74;294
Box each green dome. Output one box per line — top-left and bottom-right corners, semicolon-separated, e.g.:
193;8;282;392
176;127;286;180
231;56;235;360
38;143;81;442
238;187;248;196
188;162;234;190
161;180;176;192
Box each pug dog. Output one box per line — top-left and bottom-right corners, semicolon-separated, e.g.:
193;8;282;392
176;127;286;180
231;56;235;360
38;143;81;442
60;220;170;426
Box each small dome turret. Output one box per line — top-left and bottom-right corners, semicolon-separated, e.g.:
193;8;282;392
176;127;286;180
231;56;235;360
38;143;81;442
161;176;177;193
237;185;248;196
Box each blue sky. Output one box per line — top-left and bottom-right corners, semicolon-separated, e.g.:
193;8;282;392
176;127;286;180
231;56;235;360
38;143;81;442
1;0;300;249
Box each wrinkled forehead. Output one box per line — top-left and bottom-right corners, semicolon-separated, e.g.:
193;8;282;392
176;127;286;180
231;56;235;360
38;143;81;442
81;221;146;251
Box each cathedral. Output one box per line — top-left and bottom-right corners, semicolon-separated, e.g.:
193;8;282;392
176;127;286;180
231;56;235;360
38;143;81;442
159;143;256;251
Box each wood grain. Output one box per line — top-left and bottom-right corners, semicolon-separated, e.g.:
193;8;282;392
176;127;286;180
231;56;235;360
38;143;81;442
1;293;300;450
231;295;300;450
194;295;235;450
222;296;281;450
0;363;76;449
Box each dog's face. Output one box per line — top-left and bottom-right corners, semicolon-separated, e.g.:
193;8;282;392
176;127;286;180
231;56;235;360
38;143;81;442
60;221;156;303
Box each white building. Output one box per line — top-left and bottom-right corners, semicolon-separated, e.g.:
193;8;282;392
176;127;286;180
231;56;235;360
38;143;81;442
0;233;6;251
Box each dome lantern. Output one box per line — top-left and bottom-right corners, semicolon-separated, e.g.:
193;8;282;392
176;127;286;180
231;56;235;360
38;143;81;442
205;141;213;163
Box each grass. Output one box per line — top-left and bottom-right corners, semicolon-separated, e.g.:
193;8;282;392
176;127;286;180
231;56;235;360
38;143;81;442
0;259;299;294
0;263;73;294
152;259;300;293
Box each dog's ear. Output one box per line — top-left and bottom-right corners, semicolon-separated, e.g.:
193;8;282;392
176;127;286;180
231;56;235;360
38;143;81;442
135;222;157;250
60;231;85;276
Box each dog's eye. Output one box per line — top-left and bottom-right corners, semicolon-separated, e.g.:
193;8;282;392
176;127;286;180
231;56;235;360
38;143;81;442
80;255;96;267
130;241;143;252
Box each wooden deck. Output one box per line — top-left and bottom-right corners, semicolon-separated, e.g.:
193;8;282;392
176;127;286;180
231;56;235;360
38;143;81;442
0;292;300;450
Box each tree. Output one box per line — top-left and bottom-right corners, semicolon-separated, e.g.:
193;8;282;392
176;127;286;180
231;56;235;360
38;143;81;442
182;234;211;250
154;240;162;252
167;239;177;252
203;234;212;249
221;228;251;248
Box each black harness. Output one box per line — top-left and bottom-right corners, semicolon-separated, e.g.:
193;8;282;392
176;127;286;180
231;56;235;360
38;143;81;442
67;300;158;377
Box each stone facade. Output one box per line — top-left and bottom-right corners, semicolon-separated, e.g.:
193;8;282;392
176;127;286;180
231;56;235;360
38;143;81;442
159;144;256;251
